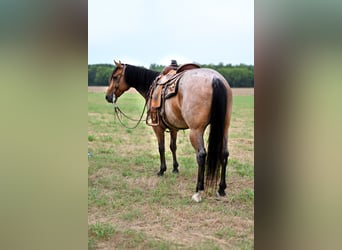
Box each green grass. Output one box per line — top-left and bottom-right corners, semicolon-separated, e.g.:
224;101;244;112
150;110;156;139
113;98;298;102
88;135;95;141
89;222;116;240
230;159;254;179
120;209;143;221
88;91;254;249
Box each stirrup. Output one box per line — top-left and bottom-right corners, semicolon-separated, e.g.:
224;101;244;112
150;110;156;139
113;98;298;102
146;112;159;126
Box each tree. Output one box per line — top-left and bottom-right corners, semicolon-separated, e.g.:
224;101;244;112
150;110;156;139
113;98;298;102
88;63;254;87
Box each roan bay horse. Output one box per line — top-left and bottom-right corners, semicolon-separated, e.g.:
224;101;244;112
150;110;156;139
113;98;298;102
105;61;232;202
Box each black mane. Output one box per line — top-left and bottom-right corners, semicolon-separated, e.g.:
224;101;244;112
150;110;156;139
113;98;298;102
124;65;160;98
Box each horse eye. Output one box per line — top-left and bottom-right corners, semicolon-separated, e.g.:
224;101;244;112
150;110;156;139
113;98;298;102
113;76;118;81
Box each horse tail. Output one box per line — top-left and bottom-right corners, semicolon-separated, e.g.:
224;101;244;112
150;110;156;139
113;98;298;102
206;77;227;190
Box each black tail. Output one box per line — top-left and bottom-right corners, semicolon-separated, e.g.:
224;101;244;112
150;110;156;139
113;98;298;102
206;78;227;189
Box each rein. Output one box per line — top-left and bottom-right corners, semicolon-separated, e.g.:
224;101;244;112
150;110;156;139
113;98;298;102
111;64;147;129
111;64;157;129
113;100;147;129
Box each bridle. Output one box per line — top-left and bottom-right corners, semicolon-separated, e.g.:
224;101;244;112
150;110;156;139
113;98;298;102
111;64;126;105
110;64;147;129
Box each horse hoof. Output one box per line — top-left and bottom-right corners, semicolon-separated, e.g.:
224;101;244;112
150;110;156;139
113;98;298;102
192;192;202;202
216;190;226;197
172;169;179;174
157;171;164;176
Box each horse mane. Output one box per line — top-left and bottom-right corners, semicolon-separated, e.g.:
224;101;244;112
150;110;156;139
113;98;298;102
124;65;160;97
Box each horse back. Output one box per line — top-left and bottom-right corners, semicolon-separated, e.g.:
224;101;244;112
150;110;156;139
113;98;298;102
164;68;231;130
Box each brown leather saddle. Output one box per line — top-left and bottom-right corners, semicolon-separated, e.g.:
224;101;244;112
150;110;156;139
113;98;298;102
146;63;200;126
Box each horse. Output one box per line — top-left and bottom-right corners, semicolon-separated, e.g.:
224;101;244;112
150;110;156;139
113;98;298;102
105;60;233;202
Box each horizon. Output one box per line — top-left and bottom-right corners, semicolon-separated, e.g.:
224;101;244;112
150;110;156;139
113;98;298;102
88;61;254;67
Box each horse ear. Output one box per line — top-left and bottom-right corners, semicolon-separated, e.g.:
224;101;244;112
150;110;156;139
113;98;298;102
114;60;122;67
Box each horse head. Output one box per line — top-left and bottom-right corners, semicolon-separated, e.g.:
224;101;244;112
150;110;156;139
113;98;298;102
105;60;130;103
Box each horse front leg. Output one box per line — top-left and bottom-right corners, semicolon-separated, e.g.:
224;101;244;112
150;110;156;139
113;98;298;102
153;126;167;176
170;130;179;174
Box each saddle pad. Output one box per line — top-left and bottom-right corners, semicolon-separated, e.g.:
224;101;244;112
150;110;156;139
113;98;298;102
157;69;177;85
164;80;179;99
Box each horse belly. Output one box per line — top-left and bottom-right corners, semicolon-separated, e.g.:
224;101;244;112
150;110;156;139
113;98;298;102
164;98;189;129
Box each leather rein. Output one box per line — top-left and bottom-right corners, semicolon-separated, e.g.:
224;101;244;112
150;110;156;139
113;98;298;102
113;103;147;129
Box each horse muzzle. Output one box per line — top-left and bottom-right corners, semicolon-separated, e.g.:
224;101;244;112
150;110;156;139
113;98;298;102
105;94;113;103
105;93;117;104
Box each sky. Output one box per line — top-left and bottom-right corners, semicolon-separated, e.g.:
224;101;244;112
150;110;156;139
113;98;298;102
88;0;254;67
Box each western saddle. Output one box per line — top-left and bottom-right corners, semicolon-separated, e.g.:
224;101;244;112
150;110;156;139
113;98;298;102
146;61;200;127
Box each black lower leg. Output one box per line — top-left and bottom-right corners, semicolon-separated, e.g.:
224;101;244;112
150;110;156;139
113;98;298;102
170;143;179;173
196;149;206;192
170;131;179;173
157;143;167;176
218;150;229;196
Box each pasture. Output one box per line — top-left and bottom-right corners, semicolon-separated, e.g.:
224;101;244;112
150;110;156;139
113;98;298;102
88;89;254;249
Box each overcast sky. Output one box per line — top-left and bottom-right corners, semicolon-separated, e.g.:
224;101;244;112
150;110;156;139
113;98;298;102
88;0;254;67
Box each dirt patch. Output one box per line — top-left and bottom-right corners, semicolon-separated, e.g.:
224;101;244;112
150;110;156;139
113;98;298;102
231;88;254;96
90;203;252;249
125;176;159;191
88;86;138;94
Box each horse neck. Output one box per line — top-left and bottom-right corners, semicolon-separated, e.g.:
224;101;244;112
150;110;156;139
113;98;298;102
124;65;160;99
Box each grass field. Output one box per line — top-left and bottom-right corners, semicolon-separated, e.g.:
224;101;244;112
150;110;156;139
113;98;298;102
88;90;254;249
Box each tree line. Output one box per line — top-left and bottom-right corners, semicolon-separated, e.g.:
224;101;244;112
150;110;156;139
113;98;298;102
88;63;254;87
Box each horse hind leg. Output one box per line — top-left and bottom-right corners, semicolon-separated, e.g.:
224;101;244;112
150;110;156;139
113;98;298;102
189;129;206;202
170;130;179;174
218;136;229;196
